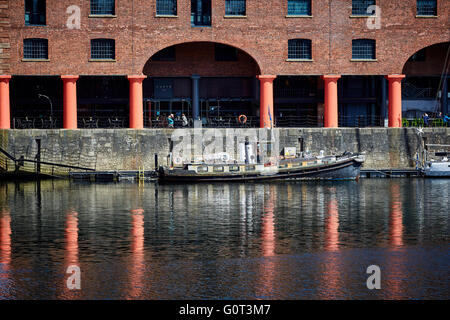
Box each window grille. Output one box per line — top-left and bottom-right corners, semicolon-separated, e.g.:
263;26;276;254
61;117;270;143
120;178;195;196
417;0;437;16
91;39;115;60
288;39;312;60
287;0;311;16
90;0;115;15
225;0;246;16
156;0;177;15
352;39;376;60
351;0;375;16
23;38;48;59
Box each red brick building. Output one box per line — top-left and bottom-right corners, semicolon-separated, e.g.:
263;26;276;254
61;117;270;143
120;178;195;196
0;0;448;129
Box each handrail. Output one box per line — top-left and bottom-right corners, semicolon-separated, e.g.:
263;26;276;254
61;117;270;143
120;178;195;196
0;146;16;161
0;145;95;173
21;159;96;171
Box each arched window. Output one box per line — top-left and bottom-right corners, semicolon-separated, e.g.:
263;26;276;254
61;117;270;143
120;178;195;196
23;38;48;59
288;39;312;60
91;39;115;60
352;39;376;60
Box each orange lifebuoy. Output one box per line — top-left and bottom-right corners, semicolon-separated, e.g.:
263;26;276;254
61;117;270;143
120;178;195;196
238;114;247;124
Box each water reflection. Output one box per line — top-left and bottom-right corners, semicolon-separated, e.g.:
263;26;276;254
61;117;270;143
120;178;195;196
256;185;276;299
325;193;339;252
318;188;343;299
385;181;405;299
0;207;12;299
389;183;404;248
128;208;145;299
65;210;79;266
0;179;448;299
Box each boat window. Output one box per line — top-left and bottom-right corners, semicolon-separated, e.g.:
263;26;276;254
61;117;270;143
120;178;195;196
197;166;208;173
246;165;256;171
213;166;224;172
229;165;239;172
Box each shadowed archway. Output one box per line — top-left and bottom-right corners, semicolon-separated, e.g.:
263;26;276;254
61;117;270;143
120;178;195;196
142;42;262;127
401;42;449;117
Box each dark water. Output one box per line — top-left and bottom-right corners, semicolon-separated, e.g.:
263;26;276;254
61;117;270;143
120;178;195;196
0;179;448;300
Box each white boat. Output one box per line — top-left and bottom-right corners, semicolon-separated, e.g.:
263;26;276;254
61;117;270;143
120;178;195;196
421;144;450;178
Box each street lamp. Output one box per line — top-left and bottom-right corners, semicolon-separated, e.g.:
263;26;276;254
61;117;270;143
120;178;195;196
38;94;53;125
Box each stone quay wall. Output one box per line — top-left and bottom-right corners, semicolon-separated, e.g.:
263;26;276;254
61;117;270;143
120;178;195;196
1;128;449;171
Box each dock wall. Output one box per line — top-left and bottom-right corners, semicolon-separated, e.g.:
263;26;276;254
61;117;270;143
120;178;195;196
1;128;449;171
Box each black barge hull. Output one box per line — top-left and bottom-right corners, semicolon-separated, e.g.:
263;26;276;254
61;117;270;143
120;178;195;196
159;157;363;183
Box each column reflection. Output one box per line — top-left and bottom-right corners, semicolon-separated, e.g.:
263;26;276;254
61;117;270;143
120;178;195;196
319;189;342;299
385;181;405;299
0;208;12;299
65;210;79;267
389;183;403;248
325;198;339;252
0;209;11;266
127;208;145;299
60;209;80;299
257;185;276;299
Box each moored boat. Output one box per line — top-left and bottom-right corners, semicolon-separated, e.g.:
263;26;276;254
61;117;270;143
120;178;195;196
158;152;365;183
421;144;450;178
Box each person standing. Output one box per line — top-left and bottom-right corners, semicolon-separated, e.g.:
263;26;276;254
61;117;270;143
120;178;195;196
422;113;429;127
168;114;174;128
181;114;188;127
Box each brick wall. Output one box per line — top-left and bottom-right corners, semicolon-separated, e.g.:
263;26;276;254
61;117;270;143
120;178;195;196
4;0;450;76
0;0;10;74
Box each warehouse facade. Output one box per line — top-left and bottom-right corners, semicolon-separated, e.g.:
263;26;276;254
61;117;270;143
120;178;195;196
0;0;448;129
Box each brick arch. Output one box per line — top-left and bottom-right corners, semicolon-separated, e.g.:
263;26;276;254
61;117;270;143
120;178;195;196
400;40;450;75
141;41;262;77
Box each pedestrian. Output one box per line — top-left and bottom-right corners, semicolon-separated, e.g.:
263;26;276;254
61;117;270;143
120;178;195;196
168;114;174;128
444;114;450;127
182;114;188;127
422;113;429;127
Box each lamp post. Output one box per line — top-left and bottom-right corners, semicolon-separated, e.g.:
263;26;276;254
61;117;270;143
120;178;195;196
38;94;53;126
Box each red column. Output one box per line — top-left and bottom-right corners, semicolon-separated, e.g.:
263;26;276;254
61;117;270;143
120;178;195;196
322;75;341;128
0;76;12;129
128;75;147;129
257;75;276;128
386;75;405;128
61;75;79;129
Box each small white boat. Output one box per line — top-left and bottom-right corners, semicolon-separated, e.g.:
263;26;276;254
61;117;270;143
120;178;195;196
421;144;450;178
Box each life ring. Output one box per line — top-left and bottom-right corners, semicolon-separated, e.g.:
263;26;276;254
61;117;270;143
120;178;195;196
238;114;247;124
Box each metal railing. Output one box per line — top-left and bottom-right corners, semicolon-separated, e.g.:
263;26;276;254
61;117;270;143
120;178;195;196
13;117;58;129
0;146;95;178
276;115;321;127
11;115;448;129
403;118;449;127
